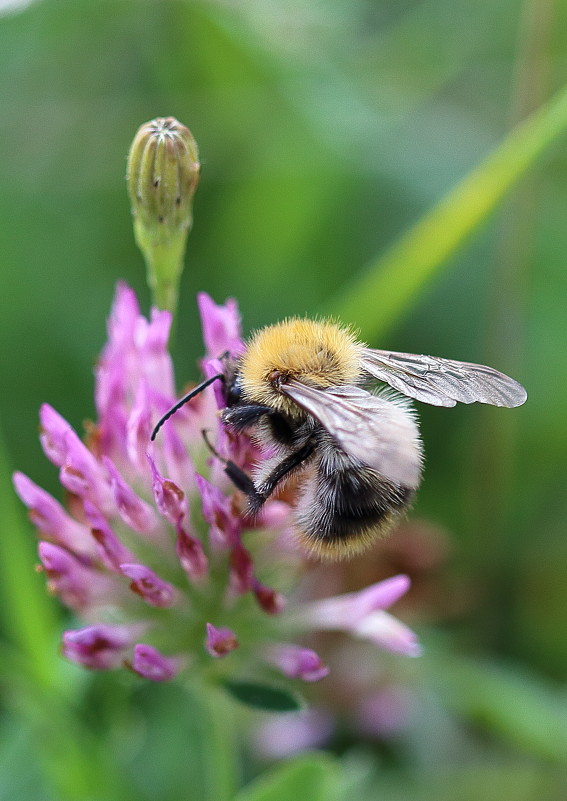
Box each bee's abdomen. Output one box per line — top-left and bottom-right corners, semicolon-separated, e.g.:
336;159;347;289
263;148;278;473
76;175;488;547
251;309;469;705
295;461;414;560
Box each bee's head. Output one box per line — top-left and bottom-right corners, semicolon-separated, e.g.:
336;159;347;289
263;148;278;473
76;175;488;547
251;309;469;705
239;319;364;416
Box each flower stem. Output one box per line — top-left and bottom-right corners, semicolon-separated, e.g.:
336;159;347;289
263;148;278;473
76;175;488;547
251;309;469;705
134;221;186;316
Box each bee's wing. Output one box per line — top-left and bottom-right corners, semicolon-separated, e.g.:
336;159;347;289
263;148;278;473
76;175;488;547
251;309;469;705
280;380;421;488
360;348;527;408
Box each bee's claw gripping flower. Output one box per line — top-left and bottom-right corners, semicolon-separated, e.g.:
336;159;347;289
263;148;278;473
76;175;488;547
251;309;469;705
14;284;421;689
127;118;200;312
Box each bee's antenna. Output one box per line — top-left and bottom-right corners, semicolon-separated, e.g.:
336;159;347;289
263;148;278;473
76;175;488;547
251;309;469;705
150;373;224;441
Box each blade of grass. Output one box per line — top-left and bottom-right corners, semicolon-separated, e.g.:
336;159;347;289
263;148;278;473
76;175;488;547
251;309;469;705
0;414;57;690
324;82;567;339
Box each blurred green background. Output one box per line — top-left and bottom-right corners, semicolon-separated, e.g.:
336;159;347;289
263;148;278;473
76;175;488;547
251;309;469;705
1;0;567;799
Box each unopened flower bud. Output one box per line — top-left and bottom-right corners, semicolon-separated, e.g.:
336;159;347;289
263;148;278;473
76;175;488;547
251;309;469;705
127;117;200;313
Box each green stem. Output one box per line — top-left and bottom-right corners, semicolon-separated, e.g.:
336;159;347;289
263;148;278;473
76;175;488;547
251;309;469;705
134;218;189;319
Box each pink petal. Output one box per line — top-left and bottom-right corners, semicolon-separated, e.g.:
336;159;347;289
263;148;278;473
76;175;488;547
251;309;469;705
302;575;412;630
83;500;136;571
103;457;158;533
136;308;175;397
38;541;117;611
257;500;294;530
13;472;96;559
197;293;243;359
195;473;240;547
160;421;197;491
352;611;422;657
202;357;228;410
131;644;181;682
95;284;139;419
126;383;153;472
120;563;177;608
62;623;138;670
106;283;140;349
176;525;208;581
148;454;188;526
253;581;286;615
229;543;254;594
39;406;113;511
265;644;329;682
205;623;239;658
38;403;76;466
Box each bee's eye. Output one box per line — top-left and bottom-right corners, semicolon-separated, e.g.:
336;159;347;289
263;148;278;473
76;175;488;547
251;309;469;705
268;369;285;388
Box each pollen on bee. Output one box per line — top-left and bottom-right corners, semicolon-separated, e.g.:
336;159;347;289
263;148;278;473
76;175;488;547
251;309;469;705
239;318;364;413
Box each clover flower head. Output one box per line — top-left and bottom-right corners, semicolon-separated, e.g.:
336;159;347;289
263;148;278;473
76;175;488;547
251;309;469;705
14;284;420;699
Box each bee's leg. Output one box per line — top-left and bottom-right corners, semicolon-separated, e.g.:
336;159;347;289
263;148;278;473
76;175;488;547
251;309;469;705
201;429;262;503
222;404;275;432
201;430;314;513
249;441;315;514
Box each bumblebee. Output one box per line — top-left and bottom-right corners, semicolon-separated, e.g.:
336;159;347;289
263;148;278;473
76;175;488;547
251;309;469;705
152;319;527;560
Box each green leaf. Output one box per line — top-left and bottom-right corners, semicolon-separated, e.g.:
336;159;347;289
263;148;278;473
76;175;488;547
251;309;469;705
325;82;567;339
222;679;303;712
234;753;339;801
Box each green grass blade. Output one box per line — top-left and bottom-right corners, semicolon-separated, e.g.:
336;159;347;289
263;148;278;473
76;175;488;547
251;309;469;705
0;414;57;690
324;82;567;339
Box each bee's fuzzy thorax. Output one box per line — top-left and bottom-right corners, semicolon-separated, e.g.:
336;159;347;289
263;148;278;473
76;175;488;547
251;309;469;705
240;319;364;415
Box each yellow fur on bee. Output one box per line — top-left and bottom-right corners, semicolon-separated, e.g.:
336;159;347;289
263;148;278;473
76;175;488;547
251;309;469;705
296;513;403;562
240;318;364;415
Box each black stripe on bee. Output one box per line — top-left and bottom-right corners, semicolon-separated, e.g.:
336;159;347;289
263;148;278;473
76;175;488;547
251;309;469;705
294;447;415;557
